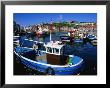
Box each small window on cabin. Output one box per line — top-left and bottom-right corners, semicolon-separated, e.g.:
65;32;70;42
53;48;59;54
47;47;52;53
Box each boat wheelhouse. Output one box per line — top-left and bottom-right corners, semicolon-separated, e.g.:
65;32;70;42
44;41;67;65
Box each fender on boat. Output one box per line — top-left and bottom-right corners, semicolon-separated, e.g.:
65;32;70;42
45;67;55;75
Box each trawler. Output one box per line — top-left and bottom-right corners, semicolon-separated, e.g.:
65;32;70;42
14;40;83;75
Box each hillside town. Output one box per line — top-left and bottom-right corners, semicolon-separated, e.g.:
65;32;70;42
14;21;97;38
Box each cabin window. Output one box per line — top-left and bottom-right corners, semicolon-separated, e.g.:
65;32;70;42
53;48;59;54
47;47;52;53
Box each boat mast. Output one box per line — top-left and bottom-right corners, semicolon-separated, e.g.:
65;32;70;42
50;19;52;42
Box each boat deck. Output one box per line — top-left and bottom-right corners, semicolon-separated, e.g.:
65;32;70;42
20;49;69;65
35;53;47;64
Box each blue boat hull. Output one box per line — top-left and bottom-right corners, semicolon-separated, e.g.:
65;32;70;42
14;47;84;75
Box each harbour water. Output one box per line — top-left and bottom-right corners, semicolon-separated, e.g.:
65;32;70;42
14;32;97;75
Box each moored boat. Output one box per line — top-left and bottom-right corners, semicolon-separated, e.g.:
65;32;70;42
87;34;97;40
14;36;20;46
14;41;84;75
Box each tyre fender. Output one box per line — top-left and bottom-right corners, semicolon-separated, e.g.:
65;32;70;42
45;67;55;75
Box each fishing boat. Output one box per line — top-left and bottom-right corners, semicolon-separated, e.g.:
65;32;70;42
60;35;83;44
87;34;97;40
14;40;84;75
14;35;20;40
74;38;83;43
13;36;20;46
60;36;71;43
36;30;44;38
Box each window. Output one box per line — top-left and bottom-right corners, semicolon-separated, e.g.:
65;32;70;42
47;47;52;53
53;48;59;54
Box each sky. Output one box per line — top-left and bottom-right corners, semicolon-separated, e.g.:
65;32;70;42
14;13;97;27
